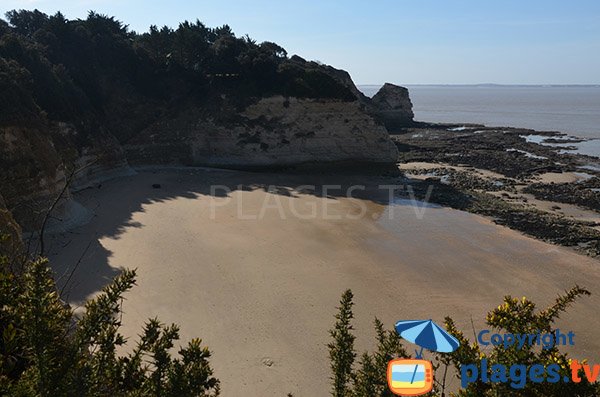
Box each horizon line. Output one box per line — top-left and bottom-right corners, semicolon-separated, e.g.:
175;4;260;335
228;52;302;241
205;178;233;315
356;83;600;87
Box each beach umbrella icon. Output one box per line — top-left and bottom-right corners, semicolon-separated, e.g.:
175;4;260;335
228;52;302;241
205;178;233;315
395;319;460;384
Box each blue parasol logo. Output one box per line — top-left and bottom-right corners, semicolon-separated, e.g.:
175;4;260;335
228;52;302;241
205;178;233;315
387;319;460;395
395;319;460;357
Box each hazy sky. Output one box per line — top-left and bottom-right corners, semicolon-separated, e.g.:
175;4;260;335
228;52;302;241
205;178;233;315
1;0;599;85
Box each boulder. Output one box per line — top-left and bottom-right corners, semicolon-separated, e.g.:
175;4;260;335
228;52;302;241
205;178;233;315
369;83;415;131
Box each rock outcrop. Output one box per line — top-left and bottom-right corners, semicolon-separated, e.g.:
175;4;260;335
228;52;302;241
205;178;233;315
125;96;398;168
1;93;401;232
0;125;66;231
0;11;415;234
0;122;132;231
369;83;415;131
286;57;415;131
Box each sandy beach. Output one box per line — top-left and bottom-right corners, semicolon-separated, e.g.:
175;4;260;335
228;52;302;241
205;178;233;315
47;168;600;396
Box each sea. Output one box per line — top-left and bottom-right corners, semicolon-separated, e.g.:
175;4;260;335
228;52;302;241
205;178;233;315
358;85;600;158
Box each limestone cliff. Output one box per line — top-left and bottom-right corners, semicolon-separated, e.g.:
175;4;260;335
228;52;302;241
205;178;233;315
1;124;66;231
125;96;398;167
0;122;132;231
288;57;415;130
1;93;401;231
0;11;407;233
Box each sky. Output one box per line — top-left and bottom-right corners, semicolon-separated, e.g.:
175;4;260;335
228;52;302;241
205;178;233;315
1;0;599;85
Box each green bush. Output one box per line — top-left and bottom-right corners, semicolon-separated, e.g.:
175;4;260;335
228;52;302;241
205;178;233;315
0;253;219;397
328;290;411;397
443;286;598;396
328;288;599;397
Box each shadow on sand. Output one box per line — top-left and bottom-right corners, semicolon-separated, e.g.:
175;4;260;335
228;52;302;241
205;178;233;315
46;167;409;304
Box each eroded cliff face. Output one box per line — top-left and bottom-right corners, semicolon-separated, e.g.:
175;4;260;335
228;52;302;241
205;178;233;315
309;61;414;131
125;96;398;167
0;122;132;231
1;125;66;231
286;57;415;131
2;95;403;233
0;12;414;235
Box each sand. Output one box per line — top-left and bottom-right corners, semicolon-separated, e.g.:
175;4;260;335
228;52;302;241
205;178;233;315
47;168;600;396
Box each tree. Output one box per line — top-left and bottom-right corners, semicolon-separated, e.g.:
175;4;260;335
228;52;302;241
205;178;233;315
213;25;234;38
0;19;10;36
260;41;287;58
5;9;48;37
327;290;411;397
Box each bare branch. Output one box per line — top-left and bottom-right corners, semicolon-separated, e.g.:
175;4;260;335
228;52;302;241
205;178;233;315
38;157;100;257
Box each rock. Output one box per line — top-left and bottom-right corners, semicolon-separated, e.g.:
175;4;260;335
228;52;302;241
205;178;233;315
0;124;67;231
0;121;132;231
1;64;402;232
318;63;369;102
369;83;415;131
125;96;399;168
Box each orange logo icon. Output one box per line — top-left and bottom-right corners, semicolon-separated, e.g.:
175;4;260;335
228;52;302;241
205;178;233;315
387;358;433;396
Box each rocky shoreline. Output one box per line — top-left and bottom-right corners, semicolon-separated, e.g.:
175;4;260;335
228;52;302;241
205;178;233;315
391;123;600;257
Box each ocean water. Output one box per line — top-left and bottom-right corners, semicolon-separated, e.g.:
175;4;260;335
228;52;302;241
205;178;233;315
358;84;600;158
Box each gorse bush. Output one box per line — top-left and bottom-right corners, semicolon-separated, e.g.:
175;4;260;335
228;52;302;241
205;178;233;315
328;288;599;397
0;251;219;396
328;290;412;397
443;286;598;396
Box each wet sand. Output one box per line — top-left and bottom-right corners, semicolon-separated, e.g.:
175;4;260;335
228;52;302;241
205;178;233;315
48;168;600;396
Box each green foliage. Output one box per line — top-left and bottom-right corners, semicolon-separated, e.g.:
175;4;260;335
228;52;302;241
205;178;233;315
443;286;598;396
353;319;410;396
329;288;599;397
328;290;356;397
0;255;219;396
0;8;354;133
327;290;409;397
5;10;48;37
0;56;40;124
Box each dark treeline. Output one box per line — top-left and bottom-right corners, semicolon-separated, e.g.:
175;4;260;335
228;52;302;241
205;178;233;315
0;9;354;139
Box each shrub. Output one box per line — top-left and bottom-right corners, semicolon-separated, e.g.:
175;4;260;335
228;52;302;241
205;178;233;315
443;286;598;396
328;290;410;397
0;253;219;397
328;287;599;396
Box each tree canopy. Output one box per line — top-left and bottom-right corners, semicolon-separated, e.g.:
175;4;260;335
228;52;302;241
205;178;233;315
0;9;355;133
